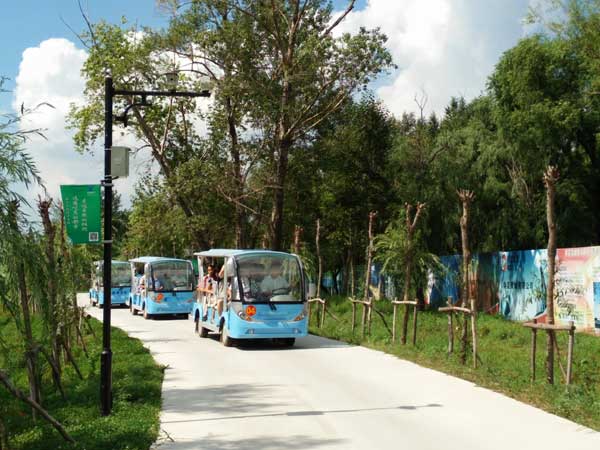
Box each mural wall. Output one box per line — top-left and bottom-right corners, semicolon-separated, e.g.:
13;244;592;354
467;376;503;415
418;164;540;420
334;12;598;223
427;246;600;334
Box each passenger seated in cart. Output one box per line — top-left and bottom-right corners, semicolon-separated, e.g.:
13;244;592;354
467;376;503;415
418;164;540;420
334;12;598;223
212;264;232;319
260;261;290;296
155;273;174;291
199;264;218;320
239;263;260;301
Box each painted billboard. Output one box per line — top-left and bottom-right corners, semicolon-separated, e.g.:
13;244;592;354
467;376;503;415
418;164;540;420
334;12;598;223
499;249;547;321
554;247;600;331
427;246;600;334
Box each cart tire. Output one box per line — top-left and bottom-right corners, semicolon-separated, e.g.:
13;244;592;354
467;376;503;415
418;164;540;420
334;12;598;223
220;326;234;347
199;325;209;338
143;307;151;320
130;302;138;316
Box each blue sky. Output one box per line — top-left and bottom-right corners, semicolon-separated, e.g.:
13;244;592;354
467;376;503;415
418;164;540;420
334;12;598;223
0;0;365;97
3;0;531;207
0;0;171;109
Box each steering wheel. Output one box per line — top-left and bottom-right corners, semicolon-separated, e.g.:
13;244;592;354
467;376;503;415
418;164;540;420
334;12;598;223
271;287;290;295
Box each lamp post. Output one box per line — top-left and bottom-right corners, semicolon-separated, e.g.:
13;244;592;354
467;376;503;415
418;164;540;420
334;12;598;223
101;70;210;416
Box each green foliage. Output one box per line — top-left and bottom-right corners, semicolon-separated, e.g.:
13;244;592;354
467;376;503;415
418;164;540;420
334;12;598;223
0;312;163;450
374;214;444;297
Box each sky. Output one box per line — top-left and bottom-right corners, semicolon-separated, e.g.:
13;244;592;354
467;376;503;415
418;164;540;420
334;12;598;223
1;0;534;209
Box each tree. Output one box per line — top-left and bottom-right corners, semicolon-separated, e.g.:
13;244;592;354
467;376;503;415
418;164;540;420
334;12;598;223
68;20;215;248
489;34;600;247
543;165;559;384
0;81;45;418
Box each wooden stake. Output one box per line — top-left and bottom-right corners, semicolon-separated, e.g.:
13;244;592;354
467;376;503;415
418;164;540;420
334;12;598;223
411;304;418;346
447;298;454;355
470;296;478;368
392;302;398;343
531;318;537;382
470;316;477;368
566;321;574;385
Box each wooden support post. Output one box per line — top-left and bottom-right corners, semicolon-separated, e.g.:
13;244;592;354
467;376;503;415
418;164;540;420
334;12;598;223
361;303;367;337
307;302;312;326
392;302;398;343
470;297;477;369
448;312;454;355
320;301;326;329
566;321;574;385
411;304;418;346
531;318;537;382
351;302;356;333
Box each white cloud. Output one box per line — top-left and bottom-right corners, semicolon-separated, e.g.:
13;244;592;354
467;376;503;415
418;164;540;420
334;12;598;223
334;0;531;117
12;38;148;209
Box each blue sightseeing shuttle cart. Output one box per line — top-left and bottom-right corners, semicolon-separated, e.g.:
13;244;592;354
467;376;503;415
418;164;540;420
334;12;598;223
192;249;309;347
89;260;131;308
128;256;195;319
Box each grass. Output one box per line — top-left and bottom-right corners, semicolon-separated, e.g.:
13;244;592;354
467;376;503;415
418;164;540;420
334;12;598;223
309;295;600;431
0;310;163;450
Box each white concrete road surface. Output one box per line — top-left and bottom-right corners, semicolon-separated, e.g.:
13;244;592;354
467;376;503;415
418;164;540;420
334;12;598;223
77;294;600;450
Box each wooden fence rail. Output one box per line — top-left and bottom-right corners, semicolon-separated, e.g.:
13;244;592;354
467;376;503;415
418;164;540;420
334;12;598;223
307;298;326;329
523;319;575;384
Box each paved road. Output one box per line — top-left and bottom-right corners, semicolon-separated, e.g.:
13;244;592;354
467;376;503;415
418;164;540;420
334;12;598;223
77;294;600;450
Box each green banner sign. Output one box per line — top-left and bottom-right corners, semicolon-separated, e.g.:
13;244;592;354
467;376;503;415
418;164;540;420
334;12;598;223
60;184;102;244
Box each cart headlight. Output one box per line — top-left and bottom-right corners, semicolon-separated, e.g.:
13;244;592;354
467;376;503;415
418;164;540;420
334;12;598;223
292;303;308;321
232;302;254;321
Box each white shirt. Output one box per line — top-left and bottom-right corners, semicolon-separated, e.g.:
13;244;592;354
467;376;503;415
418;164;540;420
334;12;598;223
260;275;289;293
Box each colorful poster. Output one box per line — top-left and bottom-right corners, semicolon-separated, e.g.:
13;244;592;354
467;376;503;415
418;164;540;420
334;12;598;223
555;247;600;331
498;249;547;321
594;282;600;332
426;255;461;308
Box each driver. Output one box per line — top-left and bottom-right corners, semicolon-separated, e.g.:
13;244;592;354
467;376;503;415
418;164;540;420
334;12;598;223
155;273;173;291
260;261;289;295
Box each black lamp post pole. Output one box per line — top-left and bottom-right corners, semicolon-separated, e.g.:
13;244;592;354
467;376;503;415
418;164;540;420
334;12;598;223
101;72;114;416
100;70;209;416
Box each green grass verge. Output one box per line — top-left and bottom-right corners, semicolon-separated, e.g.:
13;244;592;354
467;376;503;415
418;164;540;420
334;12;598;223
0;311;163;450
310;296;600;431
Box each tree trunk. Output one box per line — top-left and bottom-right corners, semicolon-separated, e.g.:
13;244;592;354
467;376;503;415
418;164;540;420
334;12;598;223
401;203;425;345
544;166;559;384
343;249;350;295
350;249;355;297
363;212;376;334
18;263;41;417
316;219;322;298
269;137;291;250
226;96;246;249
7;201;41;416
457;190;475;364
38;199;61;378
363;212;376;301
293;225;303;255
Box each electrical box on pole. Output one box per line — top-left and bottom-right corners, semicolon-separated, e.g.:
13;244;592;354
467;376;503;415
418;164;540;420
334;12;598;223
111;146;130;177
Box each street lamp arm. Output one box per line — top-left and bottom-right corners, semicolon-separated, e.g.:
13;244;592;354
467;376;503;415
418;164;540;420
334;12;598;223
113;89;210;98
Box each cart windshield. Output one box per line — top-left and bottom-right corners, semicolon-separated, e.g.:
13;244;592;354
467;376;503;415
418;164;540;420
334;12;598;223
112;263;131;287
235;253;304;303
94;262;131;287
149;260;195;292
